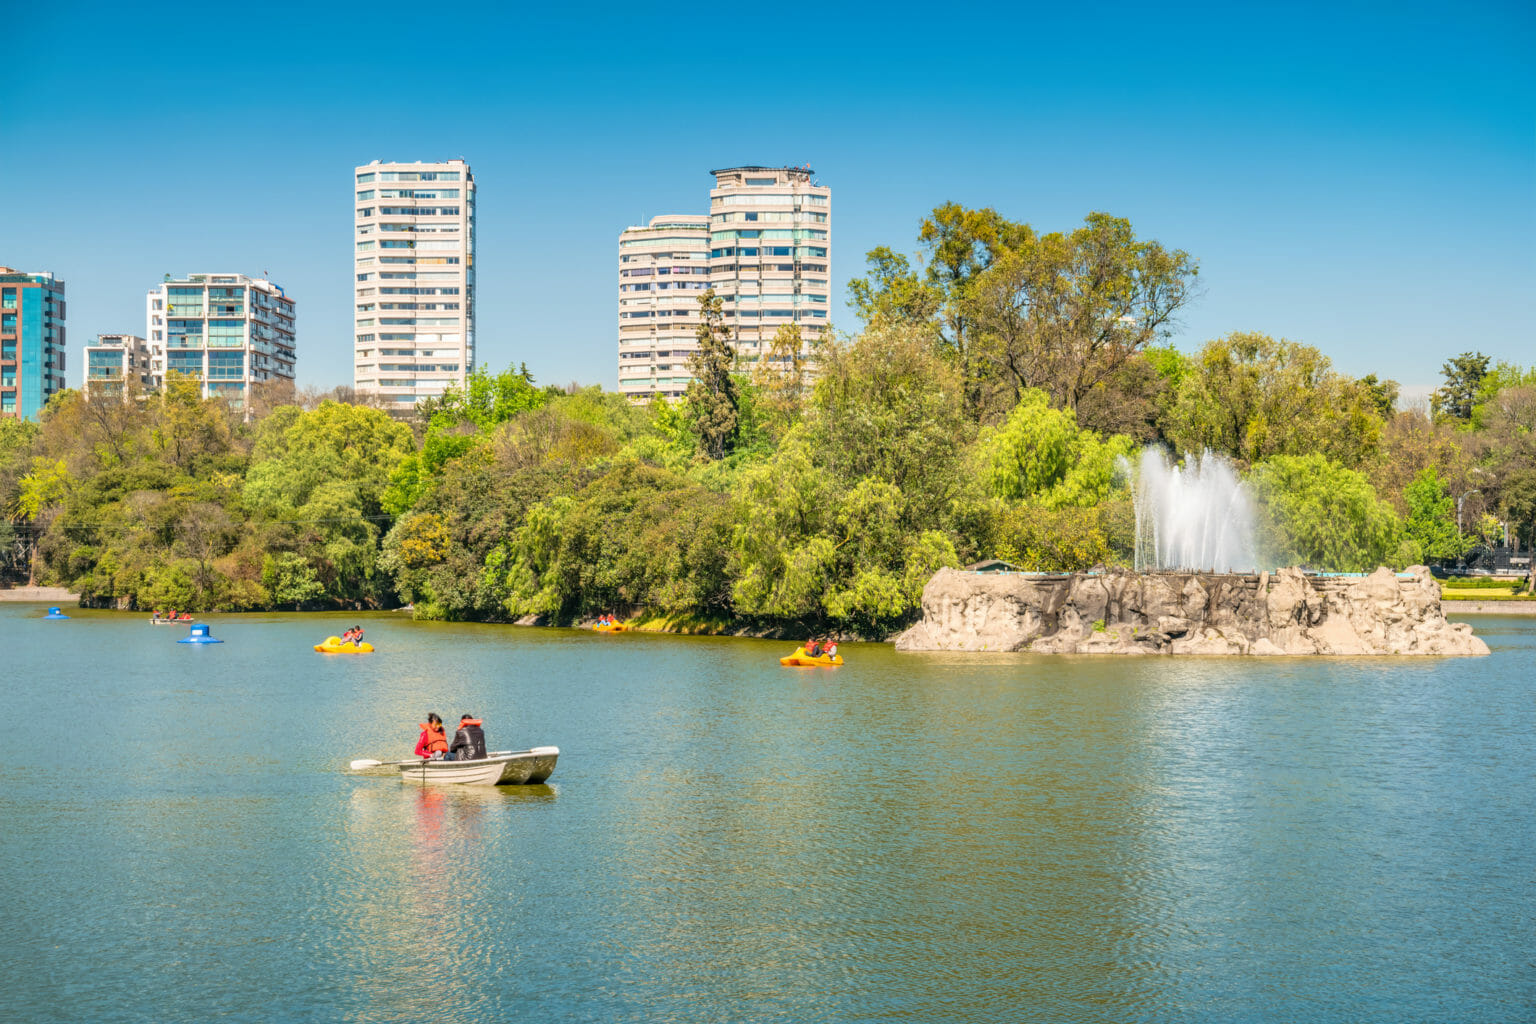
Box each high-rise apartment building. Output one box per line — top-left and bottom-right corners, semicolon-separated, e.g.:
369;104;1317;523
145;273;295;405
616;167;830;401
708;166;831;365
617;215;711;400
0;267;66;420
353;159;475;416
84;333;153;399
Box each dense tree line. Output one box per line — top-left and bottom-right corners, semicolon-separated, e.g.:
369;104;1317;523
3;205;1533;628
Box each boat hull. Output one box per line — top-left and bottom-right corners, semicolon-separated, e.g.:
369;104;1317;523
594;623;628;632
780;648;843;667
397;746;559;786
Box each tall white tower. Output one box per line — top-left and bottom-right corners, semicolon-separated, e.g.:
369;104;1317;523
353;159;475;416
707;166;831;366
616;215;711;401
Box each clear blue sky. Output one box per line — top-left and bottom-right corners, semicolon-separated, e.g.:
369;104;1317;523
3;0;1532;398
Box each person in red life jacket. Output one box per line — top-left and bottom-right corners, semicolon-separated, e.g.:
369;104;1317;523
805;639;821;657
415;713;448;760
445;715;487;761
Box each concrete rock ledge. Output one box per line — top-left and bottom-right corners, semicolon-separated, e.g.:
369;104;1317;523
0;586;80;603
894;565;1489;656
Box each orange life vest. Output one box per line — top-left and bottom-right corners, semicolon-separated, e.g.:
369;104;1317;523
416;723;448;757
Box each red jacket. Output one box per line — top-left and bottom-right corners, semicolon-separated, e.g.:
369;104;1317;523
415;723;448;758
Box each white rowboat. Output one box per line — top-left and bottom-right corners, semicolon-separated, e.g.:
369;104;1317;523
397;747;559;786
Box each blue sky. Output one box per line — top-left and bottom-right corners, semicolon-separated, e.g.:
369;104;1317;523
3;0;1532;398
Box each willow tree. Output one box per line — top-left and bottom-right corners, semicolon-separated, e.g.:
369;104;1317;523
1161;332;1387;469
750;322;811;438
685;289;740;460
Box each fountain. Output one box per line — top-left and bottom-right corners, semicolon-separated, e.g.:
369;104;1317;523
1123;448;1257;573
895;446;1488;656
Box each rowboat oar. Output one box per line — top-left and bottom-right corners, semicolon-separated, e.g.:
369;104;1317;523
348;757;426;771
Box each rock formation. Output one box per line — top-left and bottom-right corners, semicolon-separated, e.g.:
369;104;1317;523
894;565;1489;656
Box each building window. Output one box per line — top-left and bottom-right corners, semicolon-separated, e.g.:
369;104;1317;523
207;351;245;379
207;320;245;348
167;287;204;316
168;320;204;348
167;350;204;377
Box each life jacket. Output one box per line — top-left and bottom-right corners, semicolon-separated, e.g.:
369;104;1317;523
416;723;448;757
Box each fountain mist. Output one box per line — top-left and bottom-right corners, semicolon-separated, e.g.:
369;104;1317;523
1122;448;1258;572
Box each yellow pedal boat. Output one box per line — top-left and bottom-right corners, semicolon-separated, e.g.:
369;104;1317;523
594;622;629;633
315;635;374;654
780;647;843;667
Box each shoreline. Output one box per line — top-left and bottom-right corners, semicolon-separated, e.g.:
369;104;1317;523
0;587;81;603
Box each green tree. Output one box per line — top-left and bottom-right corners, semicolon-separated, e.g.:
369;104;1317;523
1499;467;1536;592
1402;468;1469;563
750;322;812;438
803;318;970;524
1359;374;1400;419
152;375;237;473
1364;408;1472;519
964;212;1199;416
1251;454;1403;571
262;551;324;609
685;289;740;460
976;389;1134;508
1162;332;1385;468
919;204;1024;393
730;442;838;620
1470;362;1536;427
429;363;546;433
244;401;414;605
847;247;942;325
1432;351;1489;422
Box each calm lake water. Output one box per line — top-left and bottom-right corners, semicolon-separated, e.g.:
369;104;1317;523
0;605;1531;1023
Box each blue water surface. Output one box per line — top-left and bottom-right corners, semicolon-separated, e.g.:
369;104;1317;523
0;606;1530;1023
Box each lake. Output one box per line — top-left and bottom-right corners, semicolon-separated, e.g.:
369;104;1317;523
0;605;1530;1022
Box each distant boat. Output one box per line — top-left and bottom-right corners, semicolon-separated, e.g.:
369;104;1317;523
314;636;374;653
398;747;559;786
149;617;195;625
780;647;843;667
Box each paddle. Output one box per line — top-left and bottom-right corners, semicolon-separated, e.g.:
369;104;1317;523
348;757;426;771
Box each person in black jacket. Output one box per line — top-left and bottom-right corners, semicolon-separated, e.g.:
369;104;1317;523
445;715;487;761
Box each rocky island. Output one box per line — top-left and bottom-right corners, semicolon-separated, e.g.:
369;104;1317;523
894;565;1489;656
